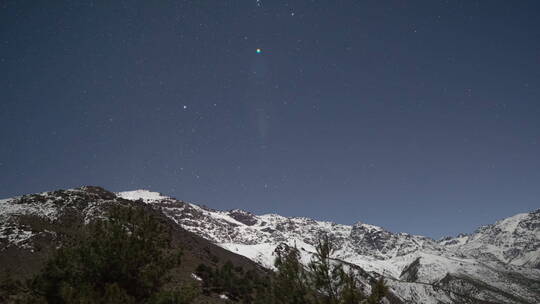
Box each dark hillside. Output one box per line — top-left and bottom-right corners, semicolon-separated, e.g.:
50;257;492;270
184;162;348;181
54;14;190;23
0;186;269;303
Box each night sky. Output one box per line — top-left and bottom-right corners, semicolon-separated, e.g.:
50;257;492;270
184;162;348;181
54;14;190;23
1;1;539;238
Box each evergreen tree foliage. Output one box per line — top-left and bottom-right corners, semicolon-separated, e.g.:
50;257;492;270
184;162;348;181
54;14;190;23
308;234;341;304
272;244;310;304
365;278;388;304
307;235;366;304
26;205;195;303
2;204;388;304
336;269;364;304
265;235;384;304
195;261;269;303
0;270;36;303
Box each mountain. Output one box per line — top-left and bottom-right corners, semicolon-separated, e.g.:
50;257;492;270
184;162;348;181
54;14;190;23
439;211;540;269
116;190;540;304
1;187;539;303
0;187;268;303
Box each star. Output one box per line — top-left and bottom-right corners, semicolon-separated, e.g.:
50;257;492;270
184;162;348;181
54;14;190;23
256;48;262;54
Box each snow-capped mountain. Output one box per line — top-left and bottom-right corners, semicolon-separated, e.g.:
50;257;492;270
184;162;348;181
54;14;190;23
116;190;540;304
1;187;538;304
0;187;273;303
439;211;540;269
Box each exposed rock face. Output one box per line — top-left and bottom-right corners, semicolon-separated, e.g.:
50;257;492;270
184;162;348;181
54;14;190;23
1;187;539;304
349;222;435;258
399;257;421;282
228;210;258;226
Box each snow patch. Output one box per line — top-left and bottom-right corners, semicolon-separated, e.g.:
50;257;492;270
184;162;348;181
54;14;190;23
0;197;58;222
191;273;202;281
0;225;34;249
117;190;168;203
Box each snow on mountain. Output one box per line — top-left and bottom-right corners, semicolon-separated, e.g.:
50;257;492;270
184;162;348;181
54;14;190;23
439;210;540;269
0;187;119;251
114;191;539;304
1;188;538;303
117;189;169;203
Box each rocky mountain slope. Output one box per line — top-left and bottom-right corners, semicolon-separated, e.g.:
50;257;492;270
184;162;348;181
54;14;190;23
1;187;539;303
0;187;268;303
115;189;540;304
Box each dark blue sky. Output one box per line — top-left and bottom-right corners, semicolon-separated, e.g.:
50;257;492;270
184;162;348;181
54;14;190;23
1;1;539;238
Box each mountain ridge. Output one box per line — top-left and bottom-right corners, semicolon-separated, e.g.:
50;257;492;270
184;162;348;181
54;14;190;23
118;189;539;264
115;189;540;304
1;187;539;304
120;189;538;242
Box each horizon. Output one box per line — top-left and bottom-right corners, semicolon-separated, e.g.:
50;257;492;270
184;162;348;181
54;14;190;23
3;185;537;240
2;1;539;239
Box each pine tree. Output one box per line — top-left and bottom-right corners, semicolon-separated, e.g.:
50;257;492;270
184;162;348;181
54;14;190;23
269;236;382;304
273;244;311;304
308;234;367;304
337;268;364;304
365;277;388;304
308;234;339;304
28;205;193;303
